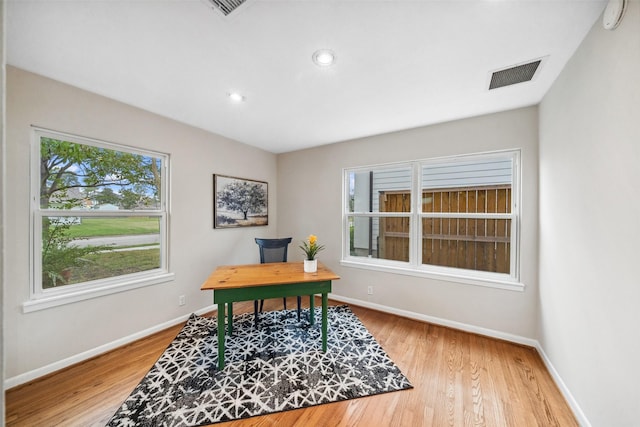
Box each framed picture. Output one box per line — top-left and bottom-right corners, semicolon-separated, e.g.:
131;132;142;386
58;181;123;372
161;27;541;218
213;174;268;228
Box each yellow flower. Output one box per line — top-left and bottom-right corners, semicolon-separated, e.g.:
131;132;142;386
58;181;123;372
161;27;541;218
300;234;325;260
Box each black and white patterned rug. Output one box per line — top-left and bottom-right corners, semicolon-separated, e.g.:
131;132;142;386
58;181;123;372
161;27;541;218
107;305;412;426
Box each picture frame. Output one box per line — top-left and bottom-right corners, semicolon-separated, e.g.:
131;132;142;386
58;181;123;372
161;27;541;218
213;174;268;228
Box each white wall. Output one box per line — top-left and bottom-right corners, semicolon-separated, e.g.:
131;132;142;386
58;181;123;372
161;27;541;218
1;1;6;423
277;106;539;338
4;67;278;381
539;3;640;426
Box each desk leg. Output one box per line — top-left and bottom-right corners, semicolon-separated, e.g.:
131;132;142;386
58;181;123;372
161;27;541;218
309;294;315;325
217;304;225;370
322;292;328;352
227;303;233;336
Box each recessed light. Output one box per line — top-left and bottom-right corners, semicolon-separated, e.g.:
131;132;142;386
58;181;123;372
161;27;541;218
312;49;336;67
228;92;245;102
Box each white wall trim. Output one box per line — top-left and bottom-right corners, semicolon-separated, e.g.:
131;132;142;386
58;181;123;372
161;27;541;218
23;272;176;313
329;293;537;346
4;304;216;390
534;342;592;427
329;293;591;427
340;260;525;292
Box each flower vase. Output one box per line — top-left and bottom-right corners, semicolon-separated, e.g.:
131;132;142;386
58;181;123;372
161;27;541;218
304;259;318;273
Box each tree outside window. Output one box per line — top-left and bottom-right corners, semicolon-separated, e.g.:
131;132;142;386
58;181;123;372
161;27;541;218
34;130;168;293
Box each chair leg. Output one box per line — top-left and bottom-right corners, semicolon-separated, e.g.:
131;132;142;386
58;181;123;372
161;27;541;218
259;299;264;312
254;300;259;327
296;296;302;321
282;297;287;310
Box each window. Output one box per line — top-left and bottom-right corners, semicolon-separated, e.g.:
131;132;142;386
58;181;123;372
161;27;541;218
26;128;172;312
343;150;520;288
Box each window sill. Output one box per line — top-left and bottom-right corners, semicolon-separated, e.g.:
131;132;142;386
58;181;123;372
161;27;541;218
340;260;524;292
23;272;175;313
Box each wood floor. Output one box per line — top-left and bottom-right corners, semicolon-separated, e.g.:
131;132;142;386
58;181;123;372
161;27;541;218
5;299;578;426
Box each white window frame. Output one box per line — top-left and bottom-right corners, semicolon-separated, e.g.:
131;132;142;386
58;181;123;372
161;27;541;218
341;149;522;291
25;128;174;313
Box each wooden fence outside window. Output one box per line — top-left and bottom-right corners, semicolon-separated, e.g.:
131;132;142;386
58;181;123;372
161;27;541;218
379;185;511;273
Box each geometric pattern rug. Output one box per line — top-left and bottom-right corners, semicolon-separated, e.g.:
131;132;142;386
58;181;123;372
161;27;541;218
107;305;412;426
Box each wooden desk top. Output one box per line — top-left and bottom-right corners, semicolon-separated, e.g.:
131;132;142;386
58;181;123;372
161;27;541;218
201;262;340;291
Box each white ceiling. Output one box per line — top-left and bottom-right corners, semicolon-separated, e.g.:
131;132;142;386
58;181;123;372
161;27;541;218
7;0;606;153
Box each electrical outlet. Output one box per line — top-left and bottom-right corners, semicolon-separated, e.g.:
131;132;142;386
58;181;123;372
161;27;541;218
179;295;186;306
367;286;373;295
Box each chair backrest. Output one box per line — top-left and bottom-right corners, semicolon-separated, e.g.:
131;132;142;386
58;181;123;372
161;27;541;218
255;237;293;264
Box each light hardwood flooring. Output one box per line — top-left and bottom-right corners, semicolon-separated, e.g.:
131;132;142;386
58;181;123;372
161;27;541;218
6;299;578;426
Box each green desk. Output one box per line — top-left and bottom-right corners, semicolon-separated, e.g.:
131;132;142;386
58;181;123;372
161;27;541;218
201;261;340;369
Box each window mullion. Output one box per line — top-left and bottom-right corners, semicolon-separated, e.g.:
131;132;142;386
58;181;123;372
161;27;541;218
412;163;420;268
349;212;412;217
420;212;513;220
39;209;163;217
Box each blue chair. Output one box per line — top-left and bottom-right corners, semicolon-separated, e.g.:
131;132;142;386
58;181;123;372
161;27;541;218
254;237;302;324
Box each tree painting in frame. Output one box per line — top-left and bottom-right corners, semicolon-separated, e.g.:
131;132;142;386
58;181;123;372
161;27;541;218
214;175;268;228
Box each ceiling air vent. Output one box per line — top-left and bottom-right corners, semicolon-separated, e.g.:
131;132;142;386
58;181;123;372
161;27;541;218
205;0;248;16
489;60;542;90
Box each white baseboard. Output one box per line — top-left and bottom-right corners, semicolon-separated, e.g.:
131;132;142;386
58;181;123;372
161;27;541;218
534;343;591;427
329;293;539;346
329;293;591;427
4;304;217;390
